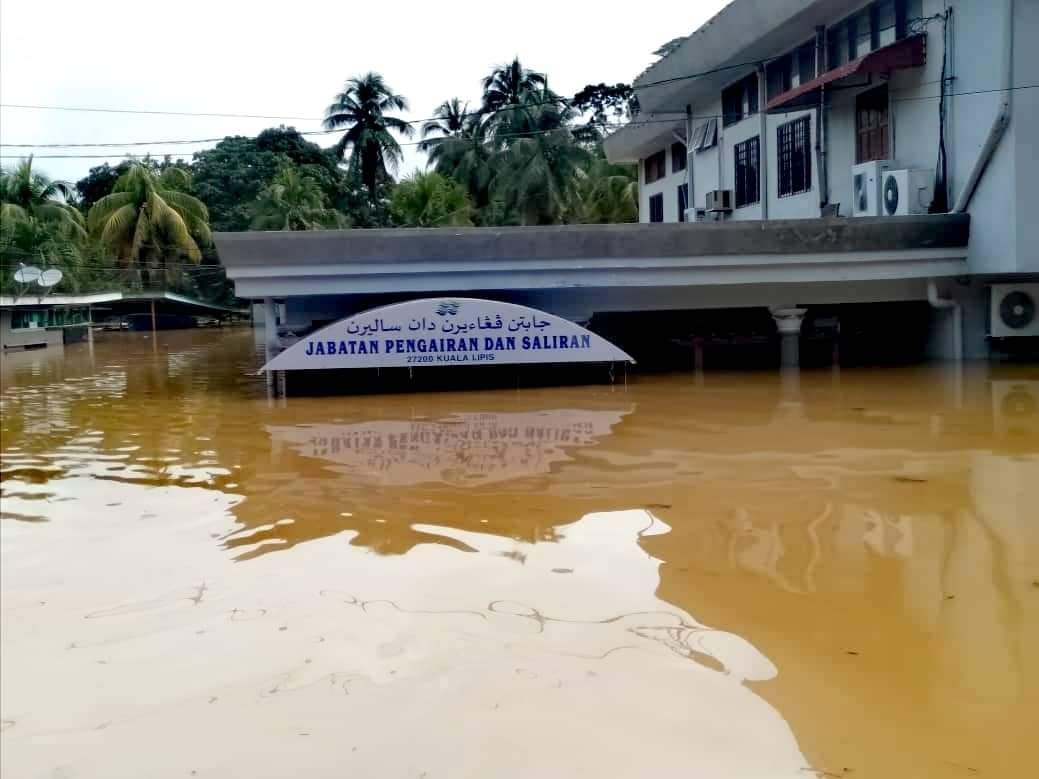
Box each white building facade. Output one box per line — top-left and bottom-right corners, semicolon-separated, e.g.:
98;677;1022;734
605;0;1038;357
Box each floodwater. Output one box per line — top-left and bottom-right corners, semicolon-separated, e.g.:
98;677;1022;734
1;329;1037;779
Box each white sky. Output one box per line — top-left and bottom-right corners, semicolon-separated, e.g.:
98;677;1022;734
0;0;728;187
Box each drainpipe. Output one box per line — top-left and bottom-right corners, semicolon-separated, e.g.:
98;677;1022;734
686;104;695;221
758;64;769;219
927;280;963;362
952;0;1013;212
814;26;829;209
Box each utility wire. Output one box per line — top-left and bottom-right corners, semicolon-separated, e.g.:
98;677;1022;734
3;83;1035;158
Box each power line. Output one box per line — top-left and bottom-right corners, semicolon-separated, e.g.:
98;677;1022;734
3;82;1036;157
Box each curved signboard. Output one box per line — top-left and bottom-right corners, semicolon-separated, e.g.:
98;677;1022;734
260;298;634;372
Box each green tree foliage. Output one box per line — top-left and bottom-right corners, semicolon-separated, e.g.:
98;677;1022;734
573;148;638;224
191;127;338;232
1;157;87;292
87;163;211;284
570;83;637;140
251;166;347;230
1;157;85;241
323;73;413;200
418;98;471;152
426;114;495;214
391;171;474;227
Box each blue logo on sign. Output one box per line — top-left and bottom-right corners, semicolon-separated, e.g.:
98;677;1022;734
436;301;460;317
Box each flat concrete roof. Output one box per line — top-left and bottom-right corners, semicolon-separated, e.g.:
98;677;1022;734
0;290;245;315
216;215;970;268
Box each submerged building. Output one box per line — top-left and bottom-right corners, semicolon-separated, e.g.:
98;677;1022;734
215;0;1037;367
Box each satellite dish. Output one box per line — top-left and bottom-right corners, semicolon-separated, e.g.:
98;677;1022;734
13;265;42;284
37;268;63;288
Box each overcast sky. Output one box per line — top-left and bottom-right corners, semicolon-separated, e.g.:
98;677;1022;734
0;0;729;187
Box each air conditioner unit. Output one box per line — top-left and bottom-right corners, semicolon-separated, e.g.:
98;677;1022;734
852;160;895;217
990;284;1039;338
991;380;1039;436
706;190;733;213
882;169;933;215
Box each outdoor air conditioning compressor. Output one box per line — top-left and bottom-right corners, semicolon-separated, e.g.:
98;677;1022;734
990;284;1039;338
882;169;934;215
706;190;733;213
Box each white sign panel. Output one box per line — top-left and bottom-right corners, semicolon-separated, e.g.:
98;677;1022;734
268;407;631;487
260;298;634;372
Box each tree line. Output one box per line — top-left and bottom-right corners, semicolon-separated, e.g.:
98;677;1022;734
1;59;638;298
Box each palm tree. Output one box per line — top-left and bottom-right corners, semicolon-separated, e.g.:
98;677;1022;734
426;114;495;210
574;155;638;224
491;99;589;225
418;98;471;152
1;158;86;290
481;58;547;113
323;73;414;199
391;171;474;227
87;162;210;283
251;166;346;230
0;156;85;241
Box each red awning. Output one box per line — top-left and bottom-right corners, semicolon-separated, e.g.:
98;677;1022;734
766;35;926;111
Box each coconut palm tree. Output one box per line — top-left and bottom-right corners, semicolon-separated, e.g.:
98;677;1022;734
0;156;85;240
426;114;495;210
491;97;589;225
481;58;547;113
574;155;639;224
251;166;346;230
87;162;210;283
323;72;414;199
418;98;471;153
391;171;474;227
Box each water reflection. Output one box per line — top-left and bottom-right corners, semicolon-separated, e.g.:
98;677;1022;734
1;331;1037;778
268;408;631;487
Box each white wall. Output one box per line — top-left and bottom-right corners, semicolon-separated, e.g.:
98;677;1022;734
635;0;1039;277
638;147;689;224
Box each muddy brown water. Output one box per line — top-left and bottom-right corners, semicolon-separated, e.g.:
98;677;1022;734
1;329;1037;778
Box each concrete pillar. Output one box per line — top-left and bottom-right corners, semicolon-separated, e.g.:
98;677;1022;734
264;297;279;349
770;307;807;367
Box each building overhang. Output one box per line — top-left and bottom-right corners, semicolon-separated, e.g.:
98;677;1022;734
632;0;865;114
767;35;927;111
0;290;245;314
602;113;686;164
215;215;970;300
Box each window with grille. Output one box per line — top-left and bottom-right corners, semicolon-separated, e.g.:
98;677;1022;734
722;74;759;127
649;193;664;223
733;136;760;208
671;142;687;173
677;183;688;221
856;85;889;163
777;116;812;197
645;150;666;184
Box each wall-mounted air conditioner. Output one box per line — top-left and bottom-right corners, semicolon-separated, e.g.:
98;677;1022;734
852;160;895;217
706;190;733;213
991;380;1039;436
990;284;1039;338
882;169;933;215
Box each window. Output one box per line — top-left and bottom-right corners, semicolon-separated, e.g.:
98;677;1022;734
856;85;889;163
733;136;760;208
797;42;817;85
877;0;897;46
766;55;792;102
644;150;666;184
777;116;812;197
648;193;664;223
722;73;759;127
828;0;919;70
677;183;689;221
671;142;687;173
691;118;717;152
